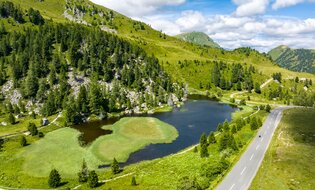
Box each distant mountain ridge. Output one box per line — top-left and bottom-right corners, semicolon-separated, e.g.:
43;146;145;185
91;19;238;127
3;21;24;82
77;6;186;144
175;32;221;48
268;45;315;73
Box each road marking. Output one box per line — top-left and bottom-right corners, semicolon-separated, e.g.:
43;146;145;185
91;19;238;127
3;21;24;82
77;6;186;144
267;126;270;129
256;144;260;150
241;167;247;175
229;184;235;190
250;154;254;160
261;137;264;142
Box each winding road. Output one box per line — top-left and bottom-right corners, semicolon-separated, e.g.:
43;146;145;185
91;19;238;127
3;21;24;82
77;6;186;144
216;106;293;190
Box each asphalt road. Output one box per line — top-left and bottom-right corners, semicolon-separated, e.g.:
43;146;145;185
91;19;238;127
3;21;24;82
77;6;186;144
216;106;292;190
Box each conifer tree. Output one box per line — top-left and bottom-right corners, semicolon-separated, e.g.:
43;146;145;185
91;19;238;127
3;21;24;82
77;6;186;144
88;170;98;188
111;158;120;174
48;169;61;188
20;136;27;147
208;131;216;144
8;113;15;124
78;159;89;183
24;62;39;98
131;176;137;186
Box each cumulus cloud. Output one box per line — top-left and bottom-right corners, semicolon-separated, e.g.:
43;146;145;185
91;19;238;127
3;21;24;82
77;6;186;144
233;0;269;17
142;12;315;51
90;0;185;17
175;11;207;32
91;0;315;51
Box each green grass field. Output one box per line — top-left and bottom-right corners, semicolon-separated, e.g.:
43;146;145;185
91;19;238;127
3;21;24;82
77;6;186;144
90;117;178;163
0;117;178;187
250;108;315;190
21;128;102;178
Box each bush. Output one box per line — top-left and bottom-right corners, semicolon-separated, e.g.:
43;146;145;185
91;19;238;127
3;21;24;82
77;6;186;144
177;176;201;190
200;159;229;181
266;104;271;112
38;132;44;138
20;136;27;147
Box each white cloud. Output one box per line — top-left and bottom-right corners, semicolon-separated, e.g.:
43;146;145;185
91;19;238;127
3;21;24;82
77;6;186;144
142;11;315;52
233;0;269;17
175;11;207;32
90;0;315;52
272;0;315;9
90;0;185;17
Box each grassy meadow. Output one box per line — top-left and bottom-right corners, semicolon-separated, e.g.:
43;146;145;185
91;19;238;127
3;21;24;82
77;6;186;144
0;117;178;188
250;108;315;190
91;117;178;163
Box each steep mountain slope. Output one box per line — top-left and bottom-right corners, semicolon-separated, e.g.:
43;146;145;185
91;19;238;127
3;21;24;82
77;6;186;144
175;32;221;48
269;45;315;73
1;0;315;87
5;0;315;87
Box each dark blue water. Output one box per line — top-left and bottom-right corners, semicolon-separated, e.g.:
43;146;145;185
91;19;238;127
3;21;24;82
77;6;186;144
73;97;237;166
124;99;236;165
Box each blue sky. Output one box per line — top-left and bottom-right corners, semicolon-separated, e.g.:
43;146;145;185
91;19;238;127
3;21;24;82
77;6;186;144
92;0;315;52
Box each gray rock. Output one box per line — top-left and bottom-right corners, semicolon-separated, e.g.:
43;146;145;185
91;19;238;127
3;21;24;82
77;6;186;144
42;118;49;126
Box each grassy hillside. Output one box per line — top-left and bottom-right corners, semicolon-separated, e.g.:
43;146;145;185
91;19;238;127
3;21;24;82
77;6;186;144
175;32;221;48
250;108;315;190
4;0;315;87
269;45;315;73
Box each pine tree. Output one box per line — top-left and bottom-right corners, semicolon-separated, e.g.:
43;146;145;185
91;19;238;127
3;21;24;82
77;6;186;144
20;136;27;147
111;158;120;174
36;78;47;101
254;82;261;94
208;131;216;144
250;117;258;130
217;123;223;132
266;104;271;112
48;169;61;188
24;62;39;98
28;122;38;136
88;170;98;188
78;159;89;183
231;125;237;134
8;113;15;124
199;132;208;146
200;143;209;158
193;146;198;153
223;120;230;131
131;176;137;186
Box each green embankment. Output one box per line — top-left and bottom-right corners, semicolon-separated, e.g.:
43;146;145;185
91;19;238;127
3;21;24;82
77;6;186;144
250;108;315;190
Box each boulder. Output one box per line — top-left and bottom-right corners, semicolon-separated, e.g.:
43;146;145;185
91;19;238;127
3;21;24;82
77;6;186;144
42;118;49;126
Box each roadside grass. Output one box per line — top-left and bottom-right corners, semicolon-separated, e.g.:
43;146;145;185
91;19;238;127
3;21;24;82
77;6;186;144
90;117;178;163
250;108;315;190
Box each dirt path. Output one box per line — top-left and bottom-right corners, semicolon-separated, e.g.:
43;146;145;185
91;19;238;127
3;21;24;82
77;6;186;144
72;172;134;190
0;112;62;139
260;78;273;89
